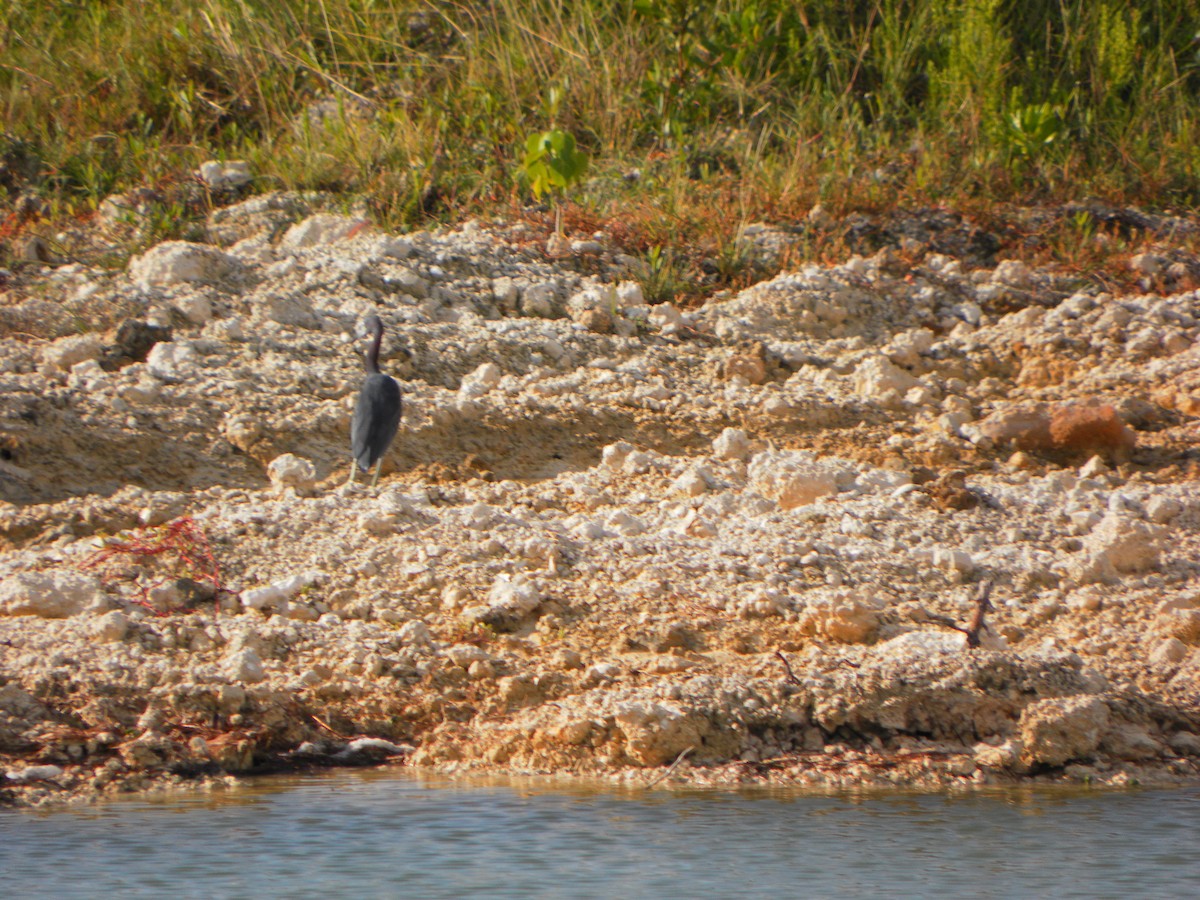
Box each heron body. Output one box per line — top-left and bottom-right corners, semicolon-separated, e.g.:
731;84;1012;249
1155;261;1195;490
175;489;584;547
349;316;402;487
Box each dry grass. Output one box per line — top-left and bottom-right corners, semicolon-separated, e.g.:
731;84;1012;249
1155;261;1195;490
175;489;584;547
3;0;1200;282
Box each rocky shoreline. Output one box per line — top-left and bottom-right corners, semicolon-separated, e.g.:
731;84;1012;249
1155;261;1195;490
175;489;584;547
3;195;1200;807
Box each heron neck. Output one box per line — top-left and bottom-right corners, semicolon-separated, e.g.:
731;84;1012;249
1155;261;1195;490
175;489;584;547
366;327;383;374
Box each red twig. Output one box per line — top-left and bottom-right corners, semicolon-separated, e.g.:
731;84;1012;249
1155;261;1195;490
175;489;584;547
82;517;222;616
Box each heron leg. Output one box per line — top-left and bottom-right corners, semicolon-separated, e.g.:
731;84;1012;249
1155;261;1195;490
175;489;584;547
370;460;382;488
347;462;358;485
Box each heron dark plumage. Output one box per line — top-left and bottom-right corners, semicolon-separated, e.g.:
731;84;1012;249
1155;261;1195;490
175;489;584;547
348;315;402;487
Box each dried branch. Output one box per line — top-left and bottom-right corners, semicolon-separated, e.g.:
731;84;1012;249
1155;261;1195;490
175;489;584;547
920;580;994;649
646;745;694;789
775;650;802;685
964;580;994;649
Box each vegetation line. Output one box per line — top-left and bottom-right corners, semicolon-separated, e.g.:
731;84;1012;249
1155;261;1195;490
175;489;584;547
3;1;1200;286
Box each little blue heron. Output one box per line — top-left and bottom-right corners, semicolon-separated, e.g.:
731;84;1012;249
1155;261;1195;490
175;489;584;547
348;315;402;487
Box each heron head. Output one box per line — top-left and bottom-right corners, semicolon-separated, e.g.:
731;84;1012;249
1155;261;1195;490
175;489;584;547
360;314;384;338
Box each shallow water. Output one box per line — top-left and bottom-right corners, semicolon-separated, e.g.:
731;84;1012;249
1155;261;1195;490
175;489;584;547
3;772;1198;899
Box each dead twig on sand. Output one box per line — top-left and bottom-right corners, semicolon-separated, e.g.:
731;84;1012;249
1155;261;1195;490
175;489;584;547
646;746;694;788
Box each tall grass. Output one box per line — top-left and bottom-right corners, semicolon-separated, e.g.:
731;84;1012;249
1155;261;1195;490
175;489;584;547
3;0;1200;253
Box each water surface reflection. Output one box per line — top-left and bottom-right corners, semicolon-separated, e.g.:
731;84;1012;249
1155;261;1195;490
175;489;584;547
2;771;1197;899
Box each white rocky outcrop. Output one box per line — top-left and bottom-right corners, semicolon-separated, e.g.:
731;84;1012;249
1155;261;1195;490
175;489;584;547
129;241;242;289
712;427;751;461
461;573;543;631
198;160;252;191
145;341;198;380
267;454;318;495
224;647;266;684
280;214;368;250
1082;511;1161;572
748;450;839;509
459;362;502;398
613;700;709;766
0;572;106;618
853;354;919;405
241;572;322;614
799;590;883;643
41;334;104;371
1018;696;1110;767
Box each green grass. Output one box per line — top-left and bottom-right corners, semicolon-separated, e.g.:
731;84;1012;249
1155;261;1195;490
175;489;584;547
4;0;1200;283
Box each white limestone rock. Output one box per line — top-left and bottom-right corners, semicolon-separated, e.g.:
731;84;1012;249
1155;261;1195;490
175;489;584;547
621;449;659;475
241;572;320;613
222;413;262;453
174;293;213;325
1018;696;1110;767
799;590;883;643
875;629;968;656
973;739;1029;773
0;571;106;618
459;362;502;398
257;293;320;329
1146;496;1182;524
606;510;647;536
398;620;433;644
1073;511;1161;583
267;454;317;495
886;328;934;368
1150;637;1188;666
613;699;710;766
712;427;751;461
486;573;542;616
463;573;543;632
375;266;428;299
1157;608;1200;644
280;214;368;250
42;334;103;371
375;236;413;260
734;588;791;619
748;450;839;509
198;160;252;191
932;547;976;576
853;355;919;406
224;647;266;684
672;466;712;497
90;610;129;643
992;259;1033;287
600;441;635;470
6;764;65;784
567;284;616;319
1101;723;1163;761
145;341;198;381
492;276;520;313
129;241;242;289
521;281;559;318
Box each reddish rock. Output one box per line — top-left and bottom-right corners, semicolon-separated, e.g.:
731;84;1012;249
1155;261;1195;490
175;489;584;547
978;401;1134;459
1048;403;1135;458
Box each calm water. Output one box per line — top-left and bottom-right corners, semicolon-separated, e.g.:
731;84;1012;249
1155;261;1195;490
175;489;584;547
2;771;1198;899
